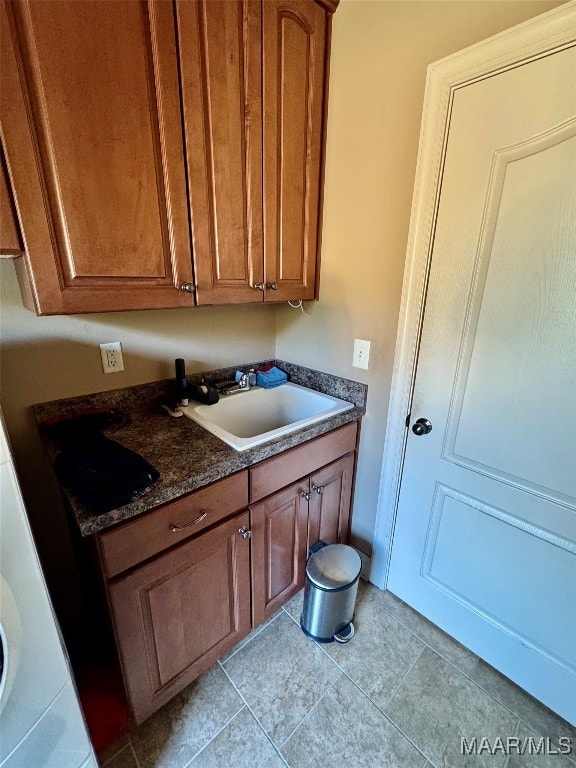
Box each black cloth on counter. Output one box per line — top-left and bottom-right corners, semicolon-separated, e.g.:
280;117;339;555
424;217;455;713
45;411;160;514
54;433;160;514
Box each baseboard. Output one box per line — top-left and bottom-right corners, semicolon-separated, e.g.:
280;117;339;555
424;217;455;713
355;548;372;582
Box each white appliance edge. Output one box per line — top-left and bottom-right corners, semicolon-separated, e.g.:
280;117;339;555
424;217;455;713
0;413;97;768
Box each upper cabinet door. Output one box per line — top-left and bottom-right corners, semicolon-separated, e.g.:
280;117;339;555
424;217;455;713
0;0;193;314
0;147;23;256
177;0;264;305
262;0;328;302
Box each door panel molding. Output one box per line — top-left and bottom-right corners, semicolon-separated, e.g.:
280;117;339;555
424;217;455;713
441;121;576;507
371;3;576;589
422;483;576;675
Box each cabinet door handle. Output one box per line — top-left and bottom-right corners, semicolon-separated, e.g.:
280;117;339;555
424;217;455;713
253;282;265;291
180;282;195;293
312;484;324;494
238;526;251;539
301;491;312;501
169;512;207;532
265;282;278;290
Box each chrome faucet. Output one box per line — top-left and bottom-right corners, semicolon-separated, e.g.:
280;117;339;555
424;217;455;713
220;372;251;395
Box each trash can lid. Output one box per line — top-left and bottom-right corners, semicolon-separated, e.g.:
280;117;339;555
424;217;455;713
306;544;362;590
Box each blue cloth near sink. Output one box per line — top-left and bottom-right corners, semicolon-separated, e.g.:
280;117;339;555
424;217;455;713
256;366;288;389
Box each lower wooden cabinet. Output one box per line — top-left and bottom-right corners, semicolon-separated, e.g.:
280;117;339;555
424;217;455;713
97;424;358;724
250;480;309;626
308;453;354;549
107;511;251;724
250;453;355;627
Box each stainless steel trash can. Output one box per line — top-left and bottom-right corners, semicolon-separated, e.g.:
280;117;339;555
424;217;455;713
300;543;361;643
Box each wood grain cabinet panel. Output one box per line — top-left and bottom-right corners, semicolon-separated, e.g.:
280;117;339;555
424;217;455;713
1;0;335;313
0;148;23;256
250;450;355;628
1;0;193;314
98;471;249;579
250;422;357;502
250;480;309;626
177;0;263;305
95;418;355;724
308;453;354;548
179;0;330;306
108;512;251;724
262;0;328;302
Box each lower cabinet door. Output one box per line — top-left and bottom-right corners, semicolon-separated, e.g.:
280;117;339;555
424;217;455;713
308;453;354;549
108;512;251;724
250;480;309;626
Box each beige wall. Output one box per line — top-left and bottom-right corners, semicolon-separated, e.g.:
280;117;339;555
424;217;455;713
275;0;563;558
0;261;276;614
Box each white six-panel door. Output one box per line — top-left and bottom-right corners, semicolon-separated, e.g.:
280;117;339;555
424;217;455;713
383;7;576;724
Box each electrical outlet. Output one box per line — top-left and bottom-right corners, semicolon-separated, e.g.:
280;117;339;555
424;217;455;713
100;342;124;374
352;339;370;370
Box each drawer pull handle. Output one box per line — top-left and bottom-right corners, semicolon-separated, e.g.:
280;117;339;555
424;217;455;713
169;512;207;532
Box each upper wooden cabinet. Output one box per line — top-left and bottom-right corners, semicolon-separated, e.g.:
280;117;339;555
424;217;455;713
1;0;194;313
0;146;23;256
179;0;328;304
177;0;263;305
262;0;327;303
0;0;336;314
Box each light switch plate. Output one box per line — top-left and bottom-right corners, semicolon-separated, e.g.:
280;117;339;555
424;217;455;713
353;339;370;370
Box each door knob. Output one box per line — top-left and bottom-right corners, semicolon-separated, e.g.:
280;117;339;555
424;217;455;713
312;484;323;494
180;282;195;293
412;418;432;436
253;282;265;291
266;282;278;290
301;491;312;501
238;526;251;539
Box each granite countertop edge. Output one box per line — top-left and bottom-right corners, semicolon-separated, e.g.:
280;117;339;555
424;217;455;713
33;360;367;537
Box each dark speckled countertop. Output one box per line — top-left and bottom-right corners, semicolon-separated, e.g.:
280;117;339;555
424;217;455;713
33;361;367;537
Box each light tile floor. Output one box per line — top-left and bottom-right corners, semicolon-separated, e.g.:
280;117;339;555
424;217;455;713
99;583;576;768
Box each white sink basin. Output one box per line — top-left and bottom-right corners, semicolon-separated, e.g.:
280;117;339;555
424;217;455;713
180;383;354;451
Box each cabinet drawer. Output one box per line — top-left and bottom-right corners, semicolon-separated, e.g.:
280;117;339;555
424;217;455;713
250;422;357;502
98;470;248;578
